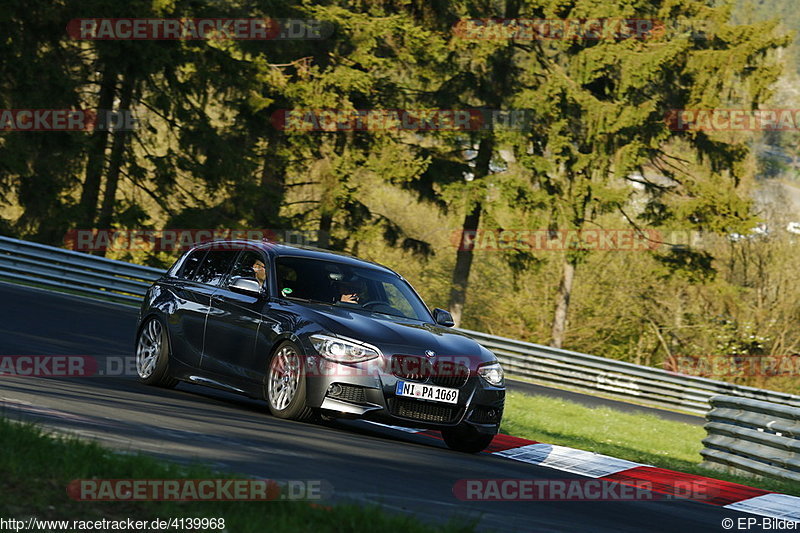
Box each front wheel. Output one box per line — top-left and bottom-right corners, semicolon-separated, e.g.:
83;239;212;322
265;341;313;421
441;423;495;453
135;317;177;388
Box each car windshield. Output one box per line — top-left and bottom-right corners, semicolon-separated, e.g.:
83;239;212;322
275;256;432;321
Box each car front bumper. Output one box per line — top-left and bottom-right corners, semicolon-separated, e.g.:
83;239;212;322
302;355;505;435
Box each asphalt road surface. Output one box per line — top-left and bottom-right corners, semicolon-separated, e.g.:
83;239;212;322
0;282;760;532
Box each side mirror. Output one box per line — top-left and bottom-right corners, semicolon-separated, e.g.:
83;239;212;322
229;276;265;297
432;308;455;327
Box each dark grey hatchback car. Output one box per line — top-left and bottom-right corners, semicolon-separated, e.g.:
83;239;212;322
135;240;505;452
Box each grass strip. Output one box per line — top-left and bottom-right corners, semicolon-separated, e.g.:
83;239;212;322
501;390;800;497
0;417;475;532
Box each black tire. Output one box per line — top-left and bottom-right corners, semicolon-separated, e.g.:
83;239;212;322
265;340;313;421
135;316;177;388
441;423;495;453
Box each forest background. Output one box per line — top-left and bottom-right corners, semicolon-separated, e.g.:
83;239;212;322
2;0;799;393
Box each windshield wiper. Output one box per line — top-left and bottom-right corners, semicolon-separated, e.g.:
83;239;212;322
370;309;407;319
347;305;410;320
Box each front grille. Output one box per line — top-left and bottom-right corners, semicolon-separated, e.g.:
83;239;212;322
388;398;461;423
431;360;470;388
327;383;367;404
391;355;432;382
392;355;470;388
469;406;502;424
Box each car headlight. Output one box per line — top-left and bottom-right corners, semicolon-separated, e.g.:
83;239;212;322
478;362;504;386
309;334;381;364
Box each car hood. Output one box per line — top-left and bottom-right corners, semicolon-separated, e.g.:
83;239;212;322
297;304;495;364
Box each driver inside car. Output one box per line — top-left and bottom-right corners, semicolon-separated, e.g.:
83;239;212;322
251;259;267;285
335;281;363;304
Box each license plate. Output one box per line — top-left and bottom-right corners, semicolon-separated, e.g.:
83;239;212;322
395;381;459;404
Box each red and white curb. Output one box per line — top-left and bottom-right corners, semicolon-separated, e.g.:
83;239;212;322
366;423;800;522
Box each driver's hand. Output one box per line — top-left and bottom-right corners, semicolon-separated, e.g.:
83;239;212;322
340;293;359;303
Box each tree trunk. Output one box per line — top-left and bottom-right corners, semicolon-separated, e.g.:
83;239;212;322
448;137;493;327
96;70;135;256
78;64;117;229
258;134;286;228
449;203;481;327
318;212;332;249
550;255;577;349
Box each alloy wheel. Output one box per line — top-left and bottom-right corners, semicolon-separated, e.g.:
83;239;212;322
136;319;162;379
268;345;301;411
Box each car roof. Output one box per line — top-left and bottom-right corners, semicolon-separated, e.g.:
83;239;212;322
194;240;400;276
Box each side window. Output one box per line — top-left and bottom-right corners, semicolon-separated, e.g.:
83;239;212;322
177;250;206;280
191;251;239;286
231;251;268;288
276;262;299;297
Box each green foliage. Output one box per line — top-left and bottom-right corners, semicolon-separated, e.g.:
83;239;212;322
1;0;798;392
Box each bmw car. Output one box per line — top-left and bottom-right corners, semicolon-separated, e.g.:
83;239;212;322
135;240;505;452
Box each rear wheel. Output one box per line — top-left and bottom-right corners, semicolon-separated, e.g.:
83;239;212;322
265;341;313;421
441;423;495;453
135;317;177;388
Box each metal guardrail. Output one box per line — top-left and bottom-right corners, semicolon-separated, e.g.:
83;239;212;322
459;328;800;414
1;235;799;414
701;395;800;482
0;235;161;304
